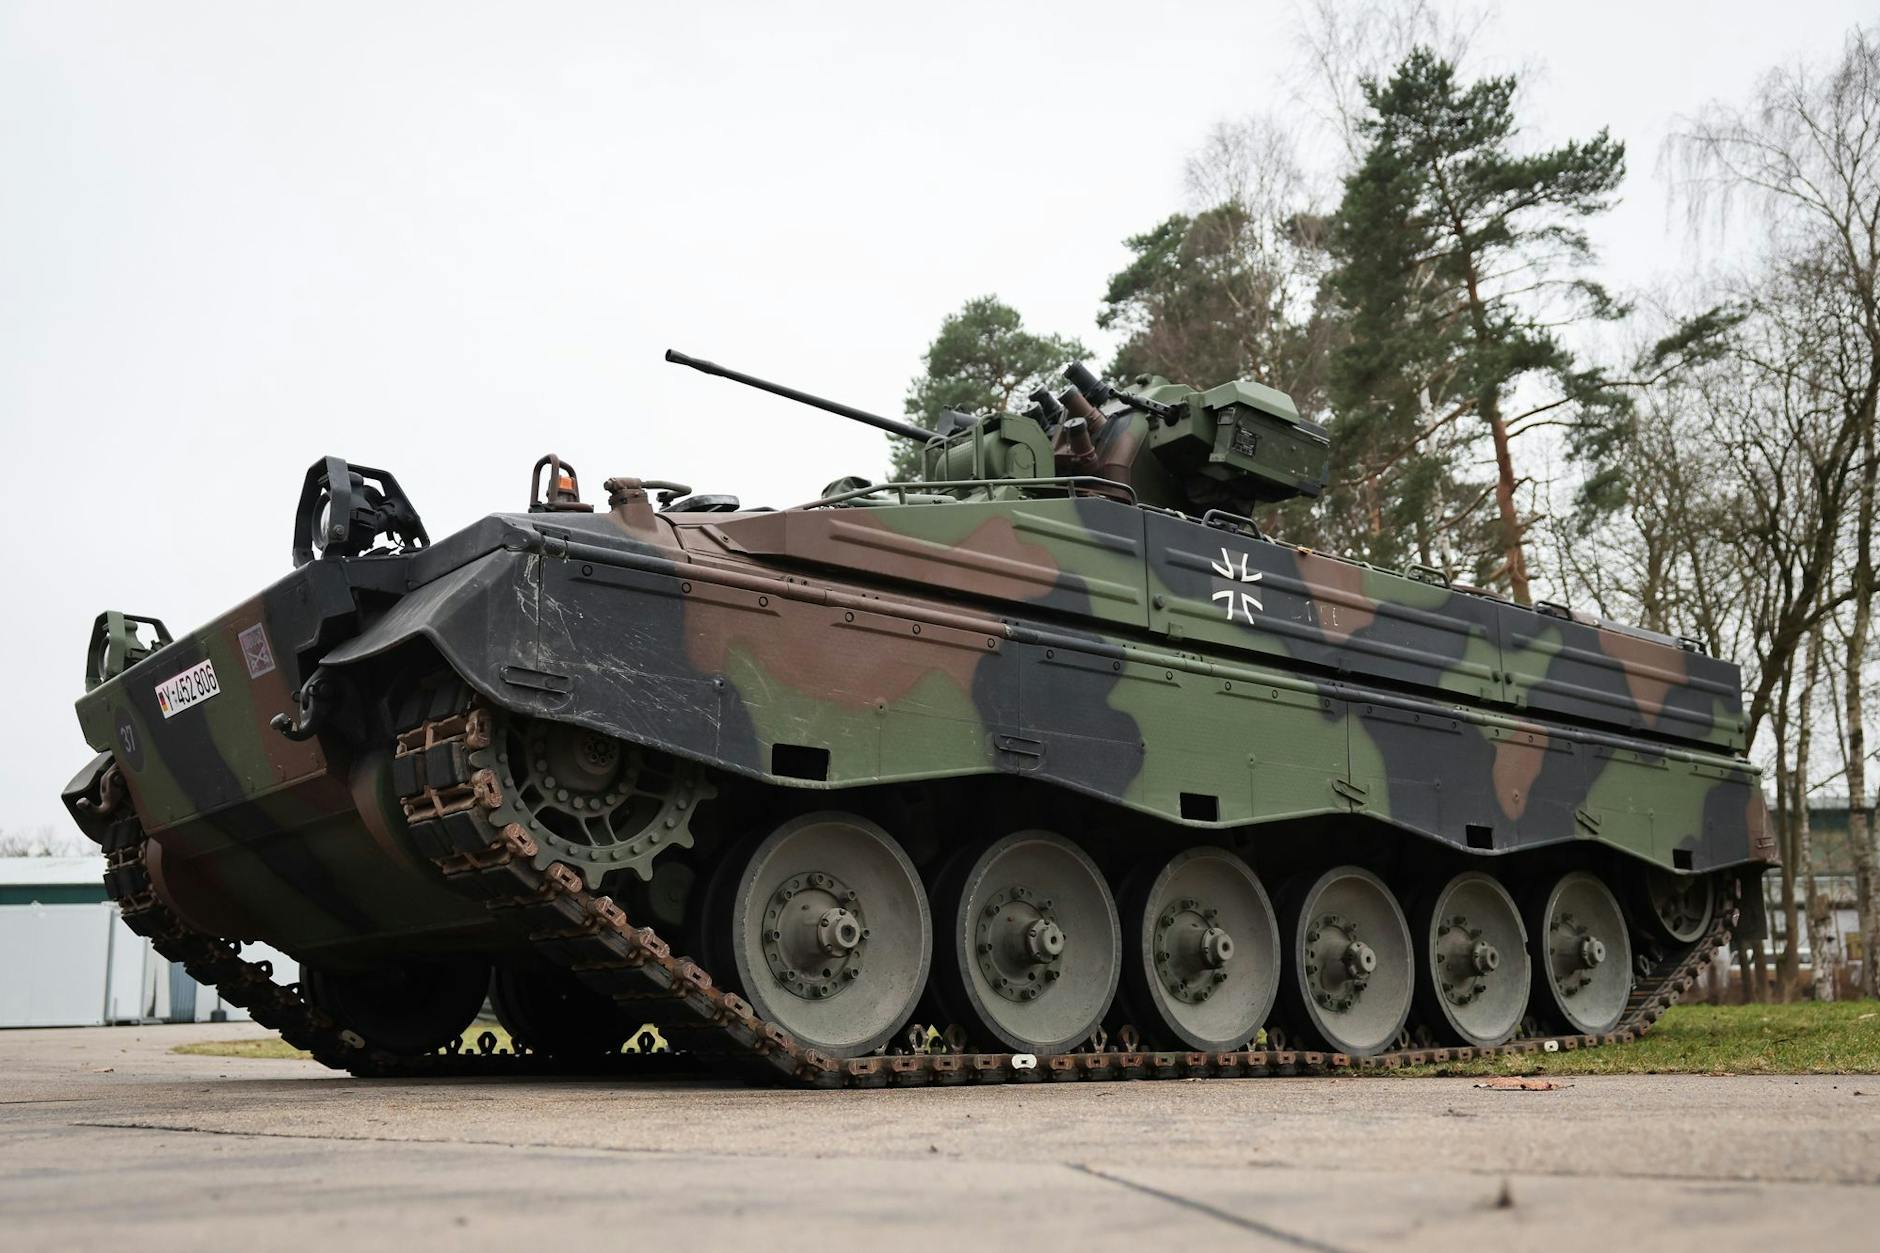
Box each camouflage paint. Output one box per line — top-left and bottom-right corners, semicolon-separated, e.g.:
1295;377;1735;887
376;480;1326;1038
67;394;1771;962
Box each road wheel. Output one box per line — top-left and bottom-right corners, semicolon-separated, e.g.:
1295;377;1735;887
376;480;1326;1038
1279;866;1414;1057
302;956;488;1056
937;830;1119;1054
1119;847;1279;1051
1413;871;1530;1048
724;811;930;1058
1529;871;1633;1035
489;960;631;1056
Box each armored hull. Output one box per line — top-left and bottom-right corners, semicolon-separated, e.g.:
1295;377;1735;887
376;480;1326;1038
64;364;1772;1081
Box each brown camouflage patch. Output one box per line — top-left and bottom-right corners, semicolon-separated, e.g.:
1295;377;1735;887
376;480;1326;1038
1598;628;1688;728
1297;552;1378;645
1491;725;1551;821
682;588;994;714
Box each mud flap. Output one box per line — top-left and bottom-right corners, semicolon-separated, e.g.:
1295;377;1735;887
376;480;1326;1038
1732;866;1769;944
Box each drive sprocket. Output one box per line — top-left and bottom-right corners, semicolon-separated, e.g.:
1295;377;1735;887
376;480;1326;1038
475;710;713;888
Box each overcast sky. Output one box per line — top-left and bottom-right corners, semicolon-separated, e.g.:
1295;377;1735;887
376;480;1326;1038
0;0;1868;836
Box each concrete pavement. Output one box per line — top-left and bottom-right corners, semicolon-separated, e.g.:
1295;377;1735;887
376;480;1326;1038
1;1022;1874;1251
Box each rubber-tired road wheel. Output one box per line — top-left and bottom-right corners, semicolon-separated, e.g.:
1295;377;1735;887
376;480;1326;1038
1528;870;1633;1035
1413;871;1530;1048
302;957;489;1056
489;960;632;1056
1119;847;1279;1051
1279;865;1414;1057
726;811;931;1058
938;830;1120;1055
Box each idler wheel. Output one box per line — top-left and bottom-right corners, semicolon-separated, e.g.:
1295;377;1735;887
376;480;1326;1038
302;956;489;1056
724;812;930;1058
935;830;1120;1054
1413;871;1530;1048
1529;870;1633;1035
1118;847;1280;1051
489;960;633;1056
1638;866;1715;944
1277;866;1414;1057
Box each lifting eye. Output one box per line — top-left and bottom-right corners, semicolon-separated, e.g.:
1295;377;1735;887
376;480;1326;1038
529;454;594;514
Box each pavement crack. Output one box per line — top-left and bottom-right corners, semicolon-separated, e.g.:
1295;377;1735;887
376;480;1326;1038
1069;1163;1351;1252
0;1097;102;1106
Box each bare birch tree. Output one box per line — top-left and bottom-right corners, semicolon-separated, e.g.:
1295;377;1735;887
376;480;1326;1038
1675;27;1880;993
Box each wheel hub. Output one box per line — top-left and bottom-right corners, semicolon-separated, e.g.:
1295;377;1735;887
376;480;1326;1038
1153;897;1235;1004
818;907;862;955
1025;918;1066;961
976;885;1064;1003
1551;911;1608;997
1342;940;1377;978
762;871;869;1000
1305;912;1373;1012
1434;913;1502;1006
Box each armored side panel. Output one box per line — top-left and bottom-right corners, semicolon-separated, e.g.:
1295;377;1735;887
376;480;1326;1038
280;499;1766;878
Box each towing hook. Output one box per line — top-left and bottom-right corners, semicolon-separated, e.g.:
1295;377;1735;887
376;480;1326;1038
271;672;333;742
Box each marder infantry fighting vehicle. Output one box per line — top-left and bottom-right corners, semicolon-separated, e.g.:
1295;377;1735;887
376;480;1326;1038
63;349;1773;1083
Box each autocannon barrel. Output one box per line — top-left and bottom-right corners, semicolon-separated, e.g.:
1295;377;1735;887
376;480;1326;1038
665;349;941;442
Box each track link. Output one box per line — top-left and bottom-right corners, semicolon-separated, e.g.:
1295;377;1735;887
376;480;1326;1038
89;693;1739;1085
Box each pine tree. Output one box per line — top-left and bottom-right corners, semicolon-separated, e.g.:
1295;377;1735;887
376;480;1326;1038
892;297;1087;481
1328;48;1627;598
1098;203;1333;419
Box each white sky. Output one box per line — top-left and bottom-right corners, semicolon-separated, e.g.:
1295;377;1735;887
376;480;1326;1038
0;0;1868;834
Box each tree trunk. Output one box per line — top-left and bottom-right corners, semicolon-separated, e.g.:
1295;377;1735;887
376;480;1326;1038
1797;625;1836;1001
1852;400;1877;998
1457;246;1530;604
1483;389;1530;604
1773;673;1799;999
1851;604;1876;1001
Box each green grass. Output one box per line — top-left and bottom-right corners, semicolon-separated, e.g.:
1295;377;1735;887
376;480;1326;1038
173;1036;313;1060
1397;1002;1880;1077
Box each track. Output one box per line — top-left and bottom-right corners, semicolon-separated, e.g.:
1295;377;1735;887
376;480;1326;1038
90;691;1736;1087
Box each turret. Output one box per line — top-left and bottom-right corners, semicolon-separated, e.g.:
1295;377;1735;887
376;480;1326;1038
666;348;1329;518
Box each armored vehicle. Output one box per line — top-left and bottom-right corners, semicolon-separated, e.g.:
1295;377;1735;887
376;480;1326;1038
62;350;1772;1084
